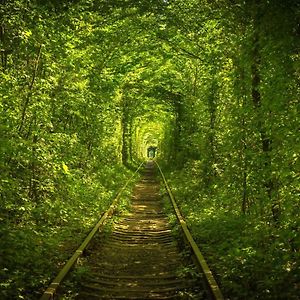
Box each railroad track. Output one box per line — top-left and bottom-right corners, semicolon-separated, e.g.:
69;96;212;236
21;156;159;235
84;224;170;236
41;161;223;300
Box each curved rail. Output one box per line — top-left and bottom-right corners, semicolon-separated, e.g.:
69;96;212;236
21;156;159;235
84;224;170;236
40;162;144;300
155;161;224;300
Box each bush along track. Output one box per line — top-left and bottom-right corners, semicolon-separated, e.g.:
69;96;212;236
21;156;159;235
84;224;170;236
165;164;299;300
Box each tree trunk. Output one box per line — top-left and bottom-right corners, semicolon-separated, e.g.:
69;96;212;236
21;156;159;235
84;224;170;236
251;29;279;223
19;44;43;134
0;24;7;70
121;103;129;165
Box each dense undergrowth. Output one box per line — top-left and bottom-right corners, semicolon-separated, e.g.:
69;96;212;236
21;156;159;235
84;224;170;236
0;163;136;299
166;162;299;300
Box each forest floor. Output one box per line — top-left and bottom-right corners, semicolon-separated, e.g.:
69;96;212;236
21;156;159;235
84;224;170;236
59;162;204;299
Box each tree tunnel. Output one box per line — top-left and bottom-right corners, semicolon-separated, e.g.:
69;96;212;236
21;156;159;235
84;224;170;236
128;109;175;163
147;146;157;158
1;1;299;299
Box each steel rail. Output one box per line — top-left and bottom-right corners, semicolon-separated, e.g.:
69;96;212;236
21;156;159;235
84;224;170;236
40;162;144;300
155;161;224;300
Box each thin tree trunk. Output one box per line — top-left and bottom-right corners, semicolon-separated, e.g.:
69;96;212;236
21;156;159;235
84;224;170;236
238;66;249;214
206;80;217;187
251;30;279;223
241;113;248;214
0;24;7;70
19;44;43;134
29;134;38;201
121;103;129;165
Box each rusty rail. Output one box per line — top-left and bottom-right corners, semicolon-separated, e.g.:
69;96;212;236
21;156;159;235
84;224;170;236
155;161;224;300
40;162;144;300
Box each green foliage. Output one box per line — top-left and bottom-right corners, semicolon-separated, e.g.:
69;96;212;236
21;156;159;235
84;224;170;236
0;1;138;298
167;164;299;299
0;0;299;299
